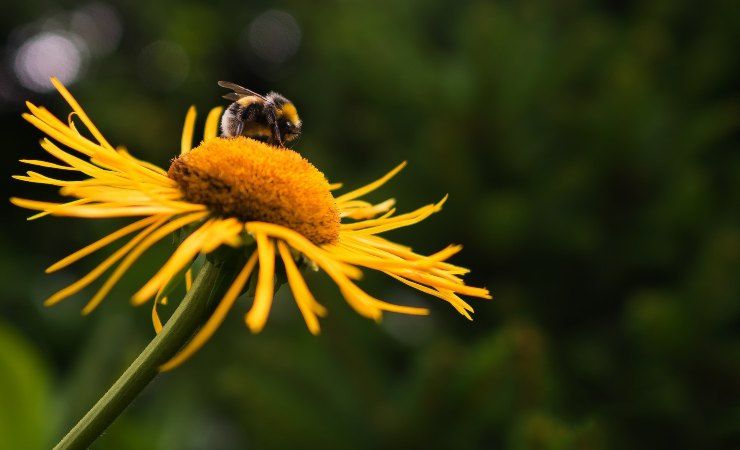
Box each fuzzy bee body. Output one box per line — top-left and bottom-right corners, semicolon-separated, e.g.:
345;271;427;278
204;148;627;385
218;81;301;147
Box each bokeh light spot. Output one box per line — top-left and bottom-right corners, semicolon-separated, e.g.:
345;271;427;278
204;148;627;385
247;10;301;65
70;2;123;56
13;32;87;93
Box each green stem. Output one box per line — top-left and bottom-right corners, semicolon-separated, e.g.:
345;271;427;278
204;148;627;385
54;255;239;450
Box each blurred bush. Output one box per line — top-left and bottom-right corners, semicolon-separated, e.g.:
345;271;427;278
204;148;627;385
0;0;738;449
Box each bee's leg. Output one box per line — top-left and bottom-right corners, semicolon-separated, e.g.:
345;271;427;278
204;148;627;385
235;120;244;137
272;122;284;147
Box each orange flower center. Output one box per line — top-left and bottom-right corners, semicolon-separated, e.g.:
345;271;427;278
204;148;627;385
169;137;340;245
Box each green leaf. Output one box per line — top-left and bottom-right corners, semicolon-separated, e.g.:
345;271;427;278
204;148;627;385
0;321;52;450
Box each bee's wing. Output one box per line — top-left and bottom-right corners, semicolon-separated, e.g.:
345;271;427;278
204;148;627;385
218;81;266;100
222;93;243;101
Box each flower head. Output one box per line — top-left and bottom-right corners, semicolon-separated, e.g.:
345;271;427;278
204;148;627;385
12;78;491;371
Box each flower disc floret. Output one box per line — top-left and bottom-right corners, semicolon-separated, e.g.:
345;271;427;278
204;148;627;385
169;136;340;245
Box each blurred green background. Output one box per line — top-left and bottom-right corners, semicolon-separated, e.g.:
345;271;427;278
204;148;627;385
1;0;739;449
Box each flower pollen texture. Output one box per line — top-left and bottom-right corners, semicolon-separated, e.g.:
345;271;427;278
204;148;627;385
168;136;340;245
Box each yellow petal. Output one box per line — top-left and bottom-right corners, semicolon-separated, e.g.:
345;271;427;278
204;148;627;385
335;161;406;204
46;215;160;273
133;219;216;304
181;106;196;155
203;107;223;141
159;250;259;372
185;268;193;291
81;212;207;314
244;233;275;332
45;215;168;307
50;77;115;151
278;240;326;334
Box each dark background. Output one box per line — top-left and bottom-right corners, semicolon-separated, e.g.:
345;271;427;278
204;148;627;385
1;1;739;449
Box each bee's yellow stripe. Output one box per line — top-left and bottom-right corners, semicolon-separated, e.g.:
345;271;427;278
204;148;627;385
236;96;261;107
281;103;299;124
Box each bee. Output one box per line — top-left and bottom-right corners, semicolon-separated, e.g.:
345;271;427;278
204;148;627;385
218;81;302;147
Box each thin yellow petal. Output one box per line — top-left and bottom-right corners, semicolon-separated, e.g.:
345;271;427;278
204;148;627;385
151;261;191;334
45;216;168;307
341;198;396;220
346;234;469;275
14;172;74;187
27;106;101;158
350;233;413;253
117;148;168;175
245;221;362;280
159;251;259;372
38;139;113;178
81;212;207;314
349;196;447;235
425;244;463;263
245;233;275;332
185;268;193;291
26;198;93;221
340;200;438;231
181;106;196;155
204;107;223;141
333;239;463;276
19;159;75;171
10;197;192;218
23;113;98;157
50;77;115;151
133;220;216;304
335;161;406;203
199;218;243;253
25;102;68;134
278;241;326;334
303;247;392;318
396;271;491;299
152;296;165;334
47;215;160;273
325;241;460;272
387;273;473;319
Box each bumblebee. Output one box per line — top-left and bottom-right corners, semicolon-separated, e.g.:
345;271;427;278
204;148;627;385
218;81;302;147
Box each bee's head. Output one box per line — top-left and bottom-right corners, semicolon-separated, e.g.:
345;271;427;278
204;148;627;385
269;92;302;144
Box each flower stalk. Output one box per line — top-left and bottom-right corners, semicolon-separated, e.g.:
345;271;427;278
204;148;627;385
54;254;243;450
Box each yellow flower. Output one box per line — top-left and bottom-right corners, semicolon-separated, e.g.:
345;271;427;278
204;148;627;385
12;78;491;371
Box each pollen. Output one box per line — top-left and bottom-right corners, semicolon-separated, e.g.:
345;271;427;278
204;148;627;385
168;137;340;245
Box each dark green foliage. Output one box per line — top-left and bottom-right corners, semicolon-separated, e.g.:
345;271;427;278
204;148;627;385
0;0;738;449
